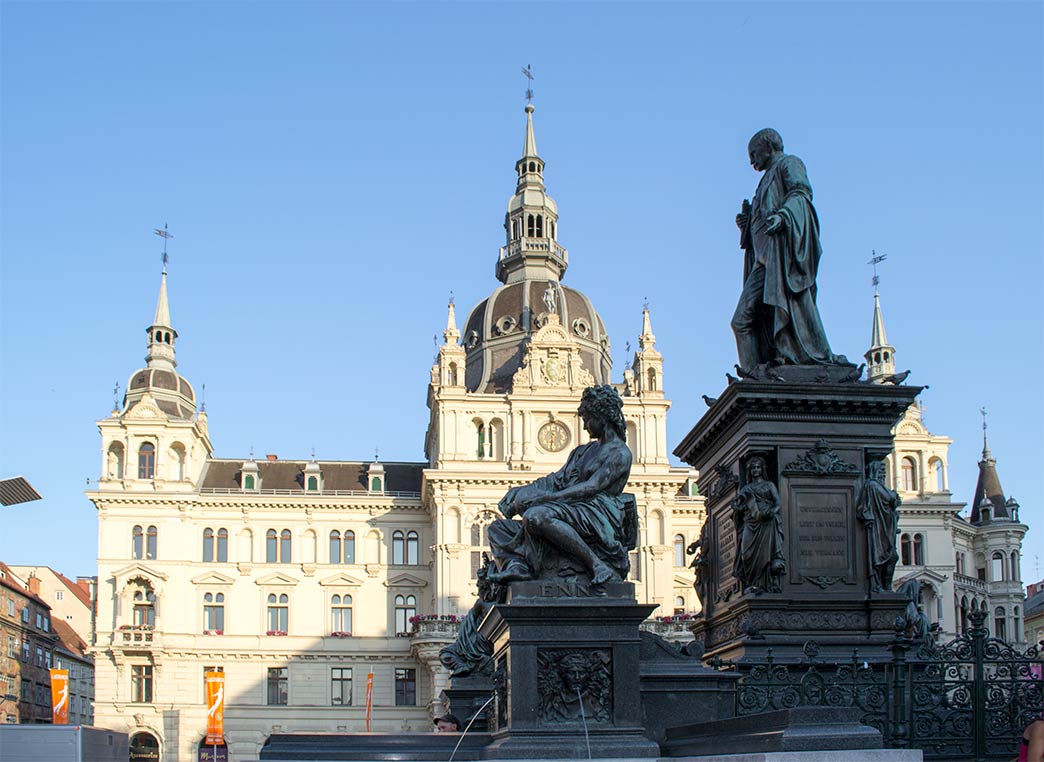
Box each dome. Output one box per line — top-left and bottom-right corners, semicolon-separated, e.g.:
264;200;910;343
124;367;197;420
462;279;610;393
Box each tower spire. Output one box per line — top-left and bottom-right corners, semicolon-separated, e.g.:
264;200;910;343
864;291;895;383
970;408;1009;523
145;230;178;372
444;294;460;344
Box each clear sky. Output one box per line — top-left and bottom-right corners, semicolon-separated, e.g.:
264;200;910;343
2;2;1041;581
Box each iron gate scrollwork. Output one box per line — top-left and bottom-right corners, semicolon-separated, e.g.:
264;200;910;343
711;611;1044;761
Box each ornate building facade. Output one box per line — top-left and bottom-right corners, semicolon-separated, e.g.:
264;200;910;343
88;106;704;762
866;292;1027;642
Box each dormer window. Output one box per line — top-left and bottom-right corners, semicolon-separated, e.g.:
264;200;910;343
244;474;255;490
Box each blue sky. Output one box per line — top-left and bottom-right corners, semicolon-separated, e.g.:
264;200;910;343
2;1;1041;580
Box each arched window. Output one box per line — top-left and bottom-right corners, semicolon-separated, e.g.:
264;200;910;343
107;443;125;480
448;362;458;386
550;221;556;239
995;606;1007;640
343;530;355;564
370;476;382;492
913;534;924;566
394;594;416;635
132;525;144;560
331;594;352;634
406;531;419;565
673;535;686;567
138;443;155;479
133;590;155;628
216;529;228;562
267;593;289;634
528;161;536;172
647;368;657;391
476;421;486;459
203;529;215;562
170;443;186;480
900;457;916;492
648;510;665;546
129;733;159;758
527;214;535;237
900;534;911;566
146;526;157;560
302;529;316;563
243;474;255;490
536;215;544;237
280;529;292;563
266;530;278;563
240;528;254;562
203;592;224;633
930;458;945;492
306;475;318;491
992;551;1005;581
330;531;341;563
674;596;685;615
392;530;405;565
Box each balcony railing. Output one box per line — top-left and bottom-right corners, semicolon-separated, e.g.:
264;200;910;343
409;616;460;641
199;487;421;499
116;626;154;645
640;616;696;641
954;573;987;593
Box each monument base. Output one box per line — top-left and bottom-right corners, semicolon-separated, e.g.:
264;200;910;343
442;674;494;733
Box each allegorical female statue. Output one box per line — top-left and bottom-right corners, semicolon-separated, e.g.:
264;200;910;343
486;384;635;586
732;456;785;594
857;460;901;592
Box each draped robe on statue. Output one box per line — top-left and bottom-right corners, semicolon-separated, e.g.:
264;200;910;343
733;479;785;592
857;475;902;591
737;153;834;367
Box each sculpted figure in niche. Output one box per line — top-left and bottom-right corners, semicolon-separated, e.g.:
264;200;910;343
687;522;710;608
537;650;611;723
857;460;901;592
486;385;635;587
733;128;843;373
732;456;785;594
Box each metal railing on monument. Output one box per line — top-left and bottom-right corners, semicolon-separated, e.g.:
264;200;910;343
707;610;1044;761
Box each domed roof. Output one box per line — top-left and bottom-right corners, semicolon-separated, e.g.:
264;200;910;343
124;367;197;420
462;278;610;393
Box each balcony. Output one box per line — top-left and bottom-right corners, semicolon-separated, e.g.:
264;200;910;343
409;615;460;644
640;616;696;644
954;573;987;593
115;625;155;647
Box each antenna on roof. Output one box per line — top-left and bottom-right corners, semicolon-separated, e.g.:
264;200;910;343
521;64;534;103
153;223;174;274
867;250;887;293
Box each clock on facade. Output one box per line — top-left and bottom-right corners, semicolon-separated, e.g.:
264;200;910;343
537;421;571;452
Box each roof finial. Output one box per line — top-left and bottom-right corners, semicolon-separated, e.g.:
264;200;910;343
867;250;887;293
311;446;316;462
154;223;174;274
249;445;255;460
521;64;534;104
980;406;989;454
374;446;380;462
112;381;120;413
201;382;206;412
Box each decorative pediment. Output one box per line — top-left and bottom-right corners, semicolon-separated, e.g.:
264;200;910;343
673;574;695;587
254;572;299;587
111;563;168;584
125;393;165;420
191;571;236;586
319;572;366;587
511;315;595;393
895;568;949;591
384;573;429;589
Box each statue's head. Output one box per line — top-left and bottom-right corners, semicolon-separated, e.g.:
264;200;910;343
578;385;626;439
748;128;784;171
558;652;590;692
868;460;887;482
746;455;767;480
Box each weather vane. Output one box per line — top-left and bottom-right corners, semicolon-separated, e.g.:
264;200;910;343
112;381;120;412
521;64;534;103
980;406;988;441
201;382;207;412
448;290;454;306
867;250;887;292
154;223;174;273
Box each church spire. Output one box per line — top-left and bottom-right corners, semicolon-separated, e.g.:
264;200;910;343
443;296;460;345
865;291;896;383
969;409;1010;523
145;267;178;372
496;104;567;285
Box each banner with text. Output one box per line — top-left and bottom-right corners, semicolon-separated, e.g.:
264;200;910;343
204;671;225;745
50;669;69;724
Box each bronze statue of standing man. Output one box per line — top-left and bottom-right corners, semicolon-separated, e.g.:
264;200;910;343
733;129;839;372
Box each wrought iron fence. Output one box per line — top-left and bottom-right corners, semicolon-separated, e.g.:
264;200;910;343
709;611;1044;761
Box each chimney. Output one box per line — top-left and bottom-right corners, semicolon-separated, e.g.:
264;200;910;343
266;454;278;462
27;575;40;596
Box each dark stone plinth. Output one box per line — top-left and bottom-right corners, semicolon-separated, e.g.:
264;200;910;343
259;732;492;761
442;675;493;733
637;631;740;746
479;581;660;759
675;381;921;663
662;707;883;756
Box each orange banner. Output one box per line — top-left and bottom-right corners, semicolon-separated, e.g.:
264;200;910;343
204;671;225;745
365;671;374;732
50;669;69;724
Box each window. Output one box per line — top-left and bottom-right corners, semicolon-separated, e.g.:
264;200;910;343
203;528;229;563
1014;606;1022;639
673;535;686;567
267;667;288;705
133;525;144;560
394;594;416;636
331;667;352;706
393;531;405;565
266;529;291;563
243;474;255;490
900;457;916;492
674;596;685;615
146;525;157;560
995;607;1007;640
1012;551;1021;581
331;594;352;634
35;647;43;667
306;475;318;491
406;531;419;565
394;668;416;706
930;459;945;492
6;636;15;658
330;530;356;564
55;591;64;602
370;476;382;492
392;530;419;565
20;679;30;701
992;552;1007;581
955;552;965;576
45;651;51;669
133;591;155;627
267;593;288;633
203;593;225;633
7;599;13;617
138;443;155;479
527;214;535;237
536;214;544;237
900;534;911;566
913;534;924;566
22;641;29;662
131;665;153;703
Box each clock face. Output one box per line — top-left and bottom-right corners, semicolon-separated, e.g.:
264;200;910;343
538;421;571;453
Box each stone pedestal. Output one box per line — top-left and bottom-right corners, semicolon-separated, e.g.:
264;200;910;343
479;580;660;759
441;675;494;733
674;380;920;663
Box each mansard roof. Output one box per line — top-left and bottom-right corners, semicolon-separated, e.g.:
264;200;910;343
201;459;423;493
